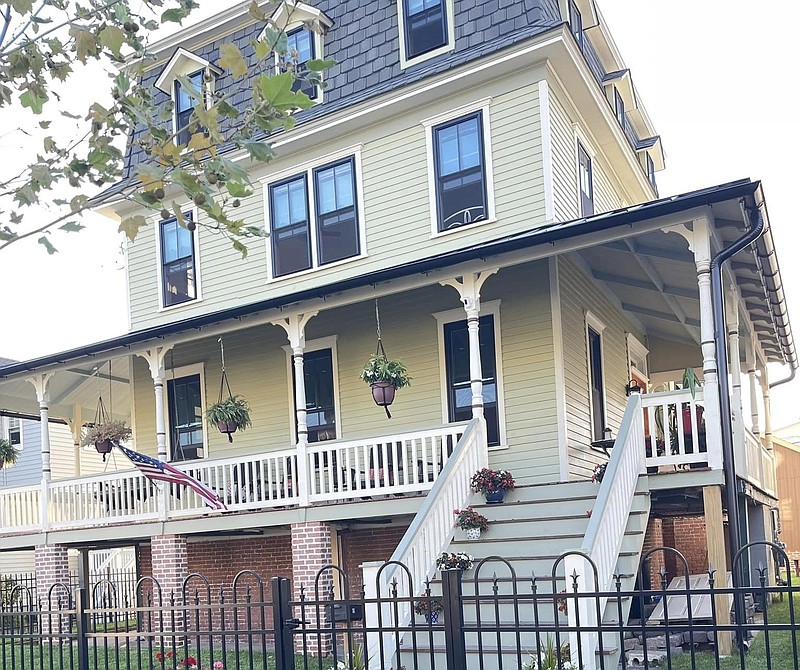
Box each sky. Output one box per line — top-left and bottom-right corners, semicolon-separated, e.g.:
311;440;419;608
0;1;797;426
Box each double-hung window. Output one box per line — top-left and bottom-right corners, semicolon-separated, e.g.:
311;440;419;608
284;27;317;99
577;141;594;217
403;0;447;60
587;322;606;442
269;155;360;278
614;87;625;127
167;374;204;462
300;349;337;443
433;112;488;232
646;152;657;192
569;0;584;48
2;417;21;448
174;70;203;146
160;213;197;307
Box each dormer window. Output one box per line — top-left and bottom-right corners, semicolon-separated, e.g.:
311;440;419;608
404;0;447;58
613;87;625;128
283;27;318;100
174;71;204;145
569;0;584;48
646;152;657;192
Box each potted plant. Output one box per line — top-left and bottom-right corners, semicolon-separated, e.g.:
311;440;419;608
413;597;444;624
454;506;489;540
80;420;132;455
0;438;20;469
359;354;411;416
591;462;607;484
680;367;704;434
206;395;252;442
470;468;516;504
436;552;474;572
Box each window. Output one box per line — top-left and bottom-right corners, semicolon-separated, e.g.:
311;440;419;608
174;70;204;146
577;141;594;217
433;112;488;232
614;87;625;127
403;0;447;60
645;152;657;192
282;27;318;100
299;349;337;443
160;213;197;307
268;154;361;278
2;417;21;448
443;315;501;447
167;374;204;461
569;0;584;48
587;323;606;441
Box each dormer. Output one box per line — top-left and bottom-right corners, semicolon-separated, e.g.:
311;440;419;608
264;1;334;101
155;48;222;145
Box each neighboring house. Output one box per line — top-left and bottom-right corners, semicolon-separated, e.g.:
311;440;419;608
0;2;794;658
775;421;800;446
774;434;800;571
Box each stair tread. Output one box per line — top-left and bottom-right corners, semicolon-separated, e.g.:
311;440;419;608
453;530;645;544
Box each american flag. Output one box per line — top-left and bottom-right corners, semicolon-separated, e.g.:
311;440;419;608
116;444;227;511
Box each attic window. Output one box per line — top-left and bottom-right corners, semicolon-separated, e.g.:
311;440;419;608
174;71;204;145
279;26;319;100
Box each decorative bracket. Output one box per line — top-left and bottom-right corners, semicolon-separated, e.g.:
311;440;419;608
139;346;173;380
272;312;319;351
27;372;54;404
440;269;499;314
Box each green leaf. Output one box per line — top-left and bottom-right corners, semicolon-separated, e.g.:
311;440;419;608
252;39;272;62
39;120;51;129
232;239;248;258
69;26;98;63
118;215;147;241
59;222;85;233
256;72;314;112
98;25;126;58
219;43;248;79
10;0;33;13
20;89;47;114
161;7;190;23
242;140;273;163
70;195;88;213
305;59;336;72
226;181;253;198
248;0;266;21
37;236;57;254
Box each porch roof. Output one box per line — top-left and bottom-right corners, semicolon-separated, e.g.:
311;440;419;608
0;178;794;389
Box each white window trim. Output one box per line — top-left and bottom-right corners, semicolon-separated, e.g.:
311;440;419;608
272;24;325;104
397;0;456;70
1;416;23;451
282;335;342;442
585;310;607;439
626;332;649;384
163;363;209;463
575;133;595;219
423;99;496;238
154;205;203;312
262;145;367;282
432;300;507;450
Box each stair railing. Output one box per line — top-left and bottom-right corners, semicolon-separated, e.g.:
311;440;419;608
565;393;645;670
363;416;488;668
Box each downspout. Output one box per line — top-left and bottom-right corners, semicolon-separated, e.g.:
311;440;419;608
710;196;764;650
769;366;795;389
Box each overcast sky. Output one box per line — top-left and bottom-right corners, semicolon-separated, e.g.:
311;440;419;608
0;1;797;426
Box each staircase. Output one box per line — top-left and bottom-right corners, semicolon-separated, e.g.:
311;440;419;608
398;477;651;669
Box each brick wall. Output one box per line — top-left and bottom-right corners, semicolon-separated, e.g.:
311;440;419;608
34;544;70;634
151;535;188;603
291;521;333;654
641;517;664;589
187;535;293;589
661;516;709;582
339;525;409;597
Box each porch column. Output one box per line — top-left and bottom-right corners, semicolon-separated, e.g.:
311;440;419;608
759;362;774;451
726;290;745;467
691;219;723;469
291;521;332;655
34;544;70;634
702;486;732;656
747;339;760;437
28;374;54;533
139;347;172;521
441;270;498;421
273;312;318;507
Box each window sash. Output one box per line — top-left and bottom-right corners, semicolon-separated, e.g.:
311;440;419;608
588;327;605;441
298;349;337;443
614;88;625;126
404;0;447;58
160;214;196;307
443;315;500;447
569;0;583;47
285;27;318;99
167;374;204;461
314;158;359;265
5;418;21;446
174;71;203;145
434;112;488;232
578;142;594;217
270;175;312;277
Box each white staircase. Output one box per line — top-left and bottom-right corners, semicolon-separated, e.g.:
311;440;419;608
398;477;650;669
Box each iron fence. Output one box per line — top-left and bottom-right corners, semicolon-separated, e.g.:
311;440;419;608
1;541;798;670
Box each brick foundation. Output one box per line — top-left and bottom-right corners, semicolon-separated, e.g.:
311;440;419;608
641;517;665;589
151;535;188;604
34;544;70;634
291;521;333;655
339;525;409;596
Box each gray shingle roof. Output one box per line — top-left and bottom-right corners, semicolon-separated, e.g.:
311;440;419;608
110;0;561;196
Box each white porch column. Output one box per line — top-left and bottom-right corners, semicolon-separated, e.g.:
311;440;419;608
273;312;318;507
726;289;745;467
440;270;498;421
760;362;774;451
27;373;54;533
139;346;172;521
747;339;760;437
691;219;723;470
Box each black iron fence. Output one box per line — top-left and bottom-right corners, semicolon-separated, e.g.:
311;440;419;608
1;542;798;670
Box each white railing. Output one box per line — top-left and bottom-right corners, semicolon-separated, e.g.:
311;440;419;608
741;429;777;496
642;389;709;469
170;448;298;516
566;393;646;670
363;418;488;668
0;483;40;533
48;468;160;530
306;424;468;503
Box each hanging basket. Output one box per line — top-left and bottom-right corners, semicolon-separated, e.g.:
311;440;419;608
95;439;113;455
205;339;252;443
370;381;396;408
217;421;238;436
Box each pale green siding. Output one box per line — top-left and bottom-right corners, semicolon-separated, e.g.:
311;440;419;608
557;255;643;479
129;262;560;482
126;68;548;330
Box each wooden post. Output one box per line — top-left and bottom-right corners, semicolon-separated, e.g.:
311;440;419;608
703;485;732;656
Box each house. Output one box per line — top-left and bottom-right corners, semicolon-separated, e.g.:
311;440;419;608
0;0;794;662
774;433;800;572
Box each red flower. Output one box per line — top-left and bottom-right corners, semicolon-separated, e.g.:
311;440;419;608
167;652;174;659
183;657;197;667
156;652;163;662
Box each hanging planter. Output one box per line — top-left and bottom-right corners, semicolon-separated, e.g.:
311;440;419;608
359;300;411;419
0;438;20;470
206;338;252;442
80;419;131;458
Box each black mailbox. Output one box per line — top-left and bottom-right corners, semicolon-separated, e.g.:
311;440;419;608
325;602;364;622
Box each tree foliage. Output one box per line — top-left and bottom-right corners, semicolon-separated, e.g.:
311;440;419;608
0;0;330;255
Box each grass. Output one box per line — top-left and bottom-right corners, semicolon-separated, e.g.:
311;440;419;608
670;594;800;670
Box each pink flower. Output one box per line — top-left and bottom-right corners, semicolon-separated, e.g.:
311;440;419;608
214;663;224;669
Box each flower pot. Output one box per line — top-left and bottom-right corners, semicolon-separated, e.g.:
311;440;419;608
370;381;396;407
217;421;238;435
485;490;505;504
425;611;440;624
465;527;481;540
682;405;704;434
94;439;113;455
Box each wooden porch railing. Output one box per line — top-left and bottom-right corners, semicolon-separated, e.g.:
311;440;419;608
641;389;712;469
742;428;777;497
